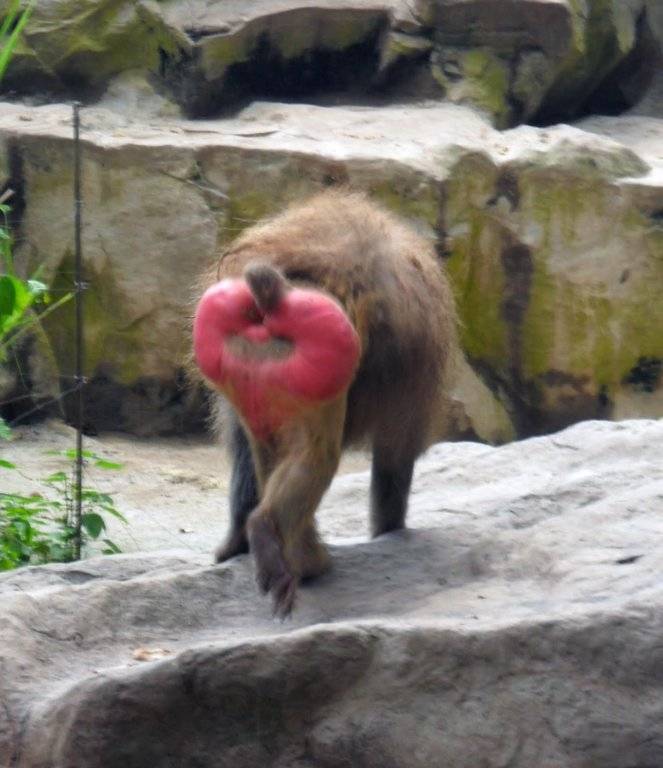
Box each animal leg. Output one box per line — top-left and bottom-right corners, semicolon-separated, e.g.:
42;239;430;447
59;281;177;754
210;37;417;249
214;414;258;563
247;404;344;617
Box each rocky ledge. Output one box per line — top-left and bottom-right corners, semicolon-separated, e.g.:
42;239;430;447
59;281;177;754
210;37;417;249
2;417;662;767
0;99;661;438
0;0;662;438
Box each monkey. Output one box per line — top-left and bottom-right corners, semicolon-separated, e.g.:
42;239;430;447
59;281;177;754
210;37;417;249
193;189;457;617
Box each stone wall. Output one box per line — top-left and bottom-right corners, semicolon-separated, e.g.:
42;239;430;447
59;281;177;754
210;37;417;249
0;0;661;437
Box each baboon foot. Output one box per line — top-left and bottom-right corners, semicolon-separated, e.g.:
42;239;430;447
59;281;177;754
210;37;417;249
247;515;297;619
370;519;406;538
296;534;332;582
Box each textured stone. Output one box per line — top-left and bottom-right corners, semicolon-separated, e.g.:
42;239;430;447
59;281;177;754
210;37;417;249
416;0;659;124
0;0;660;122
3;98;661;436
2;418;663;767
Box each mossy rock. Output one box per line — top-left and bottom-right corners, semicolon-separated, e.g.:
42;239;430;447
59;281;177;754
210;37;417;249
444;132;662;434
0;0;189;97
423;0;649;125
432;48;511;128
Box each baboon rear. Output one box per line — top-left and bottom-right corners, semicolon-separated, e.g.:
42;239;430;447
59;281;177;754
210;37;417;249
193;189;456;615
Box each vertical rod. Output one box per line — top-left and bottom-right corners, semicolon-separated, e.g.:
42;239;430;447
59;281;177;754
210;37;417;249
73;101;84;560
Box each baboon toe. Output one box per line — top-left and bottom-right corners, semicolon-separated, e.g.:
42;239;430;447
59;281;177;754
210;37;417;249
271;571;297;619
248;514;298;615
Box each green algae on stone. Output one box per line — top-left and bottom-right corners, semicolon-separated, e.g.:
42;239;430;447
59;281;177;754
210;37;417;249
432;48;511;127
539;0;638;119
200;28;255;81
0;0;187;93
380;31;432;71
440;138;663;430
368;178;441;231
443;153;509;369
515;169;663;409
446;217;509;368
41;253;146;386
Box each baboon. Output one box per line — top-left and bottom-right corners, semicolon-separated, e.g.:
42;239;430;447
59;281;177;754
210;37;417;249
193;189;457;617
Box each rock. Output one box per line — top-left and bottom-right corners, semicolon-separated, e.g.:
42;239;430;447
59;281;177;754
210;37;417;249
423;0;663;124
0;100;504;439
1;0;661;123
0;0;187;98
446;119;663;434
0;0;400;115
2;418;663;767
1;99;660;437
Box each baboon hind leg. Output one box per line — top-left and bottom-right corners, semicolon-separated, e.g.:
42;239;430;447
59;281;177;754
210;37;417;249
214;414;258;563
247;401;345;617
247;451;339;617
370;412;428;537
370;447;416;537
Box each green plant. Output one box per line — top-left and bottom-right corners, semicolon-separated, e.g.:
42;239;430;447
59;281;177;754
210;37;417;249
0;450;126;570
0;195;73;360
0;197;48;356
0;196;72;436
0;0;33;80
0;1;124;573
0;0;55;438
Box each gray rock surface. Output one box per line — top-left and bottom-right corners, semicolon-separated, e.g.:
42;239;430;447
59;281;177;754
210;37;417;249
1;98;661;437
2;417;663;767
1;0;662;439
2;0;660;124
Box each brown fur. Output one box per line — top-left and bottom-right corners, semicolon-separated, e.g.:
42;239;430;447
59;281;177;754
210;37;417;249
196;189;457;617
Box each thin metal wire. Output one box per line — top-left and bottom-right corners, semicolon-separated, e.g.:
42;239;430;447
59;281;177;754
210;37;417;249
73;102;84;561
0;383;79;427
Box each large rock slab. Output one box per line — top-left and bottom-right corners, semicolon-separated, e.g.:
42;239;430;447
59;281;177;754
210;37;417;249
1;99;661;436
1;418;663;766
419;0;658;124
1;0;660;123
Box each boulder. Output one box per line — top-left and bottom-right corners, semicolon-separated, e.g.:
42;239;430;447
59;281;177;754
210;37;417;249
0;0;661;123
2;417;663;767
0;0;402;115
0;99;661;436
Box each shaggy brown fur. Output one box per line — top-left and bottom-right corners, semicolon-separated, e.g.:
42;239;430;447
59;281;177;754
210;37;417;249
196;189;457;617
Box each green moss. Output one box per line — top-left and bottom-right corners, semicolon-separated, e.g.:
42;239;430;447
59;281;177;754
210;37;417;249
520;256;555;379
446;217;509;367
460;49;510;127
443;153;663;412
516;174;663;396
381;32;432;69
41;253;145;385
443;155;509;368
202;11;383;80
3;0;188;88
369;180;441;230
317;14;382;51
543;0;635;115
201;30;255;80
224;191;275;241
431;48;510;127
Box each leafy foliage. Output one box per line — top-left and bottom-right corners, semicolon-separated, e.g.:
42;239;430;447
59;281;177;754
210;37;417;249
0;2;126;572
0;197;72;361
0;0;59;438
0;0;33;80
0;197;72;436
0;451;126;570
